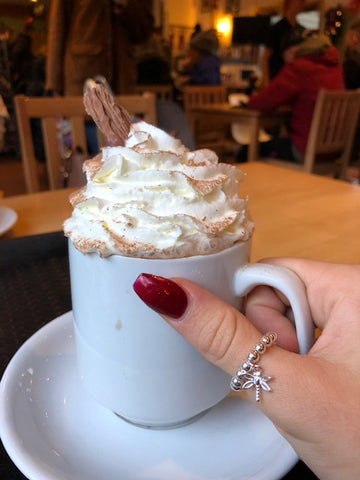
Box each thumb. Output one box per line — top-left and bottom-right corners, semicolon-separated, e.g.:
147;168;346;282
132;273;323;415
132;274;322;425
133;273;271;375
167;278;264;374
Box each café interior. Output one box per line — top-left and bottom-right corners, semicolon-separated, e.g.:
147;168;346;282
0;1;360;479
0;0;359;193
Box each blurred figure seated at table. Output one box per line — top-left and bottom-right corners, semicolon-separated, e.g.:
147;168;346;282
135;25;172;86
343;19;360;90
177;29;221;87
246;29;344;163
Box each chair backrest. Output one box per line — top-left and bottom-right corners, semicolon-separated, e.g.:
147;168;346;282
304;89;360;177
133;84;173;101
183;85;227;112
182;85;229;152
14;93;157;193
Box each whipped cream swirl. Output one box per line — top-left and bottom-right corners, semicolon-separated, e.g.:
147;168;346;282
64;121;254;258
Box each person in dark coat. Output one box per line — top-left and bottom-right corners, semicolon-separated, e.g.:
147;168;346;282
343;20;360;90
262;0;305;86
342;20;360;168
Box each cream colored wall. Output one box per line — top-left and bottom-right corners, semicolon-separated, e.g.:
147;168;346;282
163;0;354;53
165;0;197;28
237;0;351;15
164;0;352;27
238;0;278;15
165;0;216;31
164;0;197;55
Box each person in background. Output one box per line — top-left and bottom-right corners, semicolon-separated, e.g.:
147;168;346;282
135;25;172;86
9;17;37;95
343;19;360;89
45;0;153;95
262;0;305;87
191;23;202;39
178;29;221;86
342;19;360;179
10;17;46;160
0;94;9;153
247;31;344;163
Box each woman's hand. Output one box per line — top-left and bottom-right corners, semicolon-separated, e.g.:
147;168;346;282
133;259;360;480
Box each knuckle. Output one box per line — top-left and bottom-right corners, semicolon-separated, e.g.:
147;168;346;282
197;307;240;368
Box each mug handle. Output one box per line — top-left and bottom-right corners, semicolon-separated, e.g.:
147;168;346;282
233;263;314;354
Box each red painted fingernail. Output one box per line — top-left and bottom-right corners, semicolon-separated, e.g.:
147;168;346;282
133;273;188;319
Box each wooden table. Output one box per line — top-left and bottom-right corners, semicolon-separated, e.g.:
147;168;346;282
0;187;76;239
1;162;359;263
188;103;290;162
239;163;360;264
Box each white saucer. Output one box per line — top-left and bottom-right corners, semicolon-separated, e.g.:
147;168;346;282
0;312;298;480
0;206;17;236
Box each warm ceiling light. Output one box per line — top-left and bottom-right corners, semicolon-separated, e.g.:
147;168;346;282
216;17;231;37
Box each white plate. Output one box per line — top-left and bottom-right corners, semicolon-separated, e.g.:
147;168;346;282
0;206;17;236
0;312;298;480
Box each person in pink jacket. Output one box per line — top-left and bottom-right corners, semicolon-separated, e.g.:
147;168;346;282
247;31;344;163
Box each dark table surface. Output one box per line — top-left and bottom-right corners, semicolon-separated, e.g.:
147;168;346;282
0;232;319;480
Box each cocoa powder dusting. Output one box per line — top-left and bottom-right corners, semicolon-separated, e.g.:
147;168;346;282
83;153;103;180
69;188;86;207
72;237;109;256
191;214;236;234
188;175;227;195
83;84;131;146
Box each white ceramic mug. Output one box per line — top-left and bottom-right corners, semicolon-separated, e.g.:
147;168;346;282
69;239;314;428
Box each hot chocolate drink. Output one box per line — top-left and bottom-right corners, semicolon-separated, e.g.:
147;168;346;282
64;84;312;428
64;85;253;258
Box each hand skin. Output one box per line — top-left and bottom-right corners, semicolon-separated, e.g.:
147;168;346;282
156;259;360;480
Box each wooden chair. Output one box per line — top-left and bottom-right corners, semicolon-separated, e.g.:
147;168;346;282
183;85;232;153
183;85;227;108
14;93;157;193
265;89;360;179
133;84;173;101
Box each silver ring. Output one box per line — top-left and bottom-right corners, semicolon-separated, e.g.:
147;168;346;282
230;332;277;402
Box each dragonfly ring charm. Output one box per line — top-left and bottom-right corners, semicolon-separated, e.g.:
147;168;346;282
230;332;277;402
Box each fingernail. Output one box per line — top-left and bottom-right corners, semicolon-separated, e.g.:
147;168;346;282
133;273;188;319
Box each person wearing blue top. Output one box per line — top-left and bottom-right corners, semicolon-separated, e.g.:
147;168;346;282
179;29;221;86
